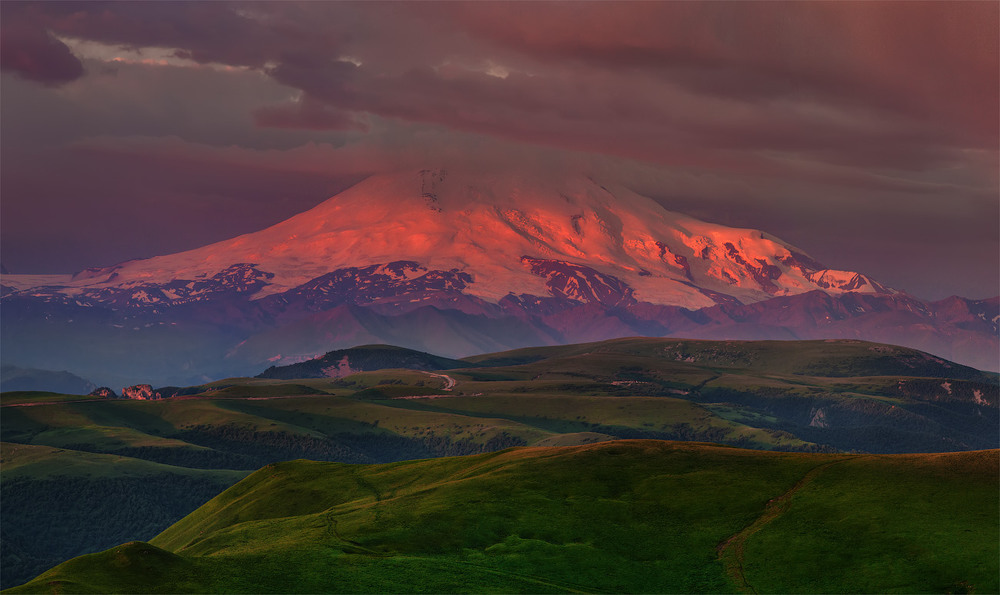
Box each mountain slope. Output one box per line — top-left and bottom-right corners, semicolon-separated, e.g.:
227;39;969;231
1;169;889;310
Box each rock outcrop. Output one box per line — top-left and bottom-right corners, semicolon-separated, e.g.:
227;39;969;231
89;387;119;398
121;384;161;400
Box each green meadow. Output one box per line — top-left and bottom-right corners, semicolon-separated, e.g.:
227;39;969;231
7;441;997;594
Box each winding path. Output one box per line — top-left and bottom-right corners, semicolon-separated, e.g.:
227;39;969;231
716;459;850;593
422;371;456;391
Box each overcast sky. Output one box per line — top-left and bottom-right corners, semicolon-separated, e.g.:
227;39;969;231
1;1;997;300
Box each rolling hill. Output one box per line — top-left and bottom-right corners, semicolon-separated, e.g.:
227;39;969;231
7;441;997;593
256;344;471;380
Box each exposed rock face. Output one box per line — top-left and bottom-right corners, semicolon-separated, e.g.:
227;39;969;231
520;257;636;307
259;261;473;313
89;387;118;398
121;384;161;400
809;407;829;428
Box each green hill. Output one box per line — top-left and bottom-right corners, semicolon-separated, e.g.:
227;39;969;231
256;344;472;380
464;337;996;381
8;441;997;594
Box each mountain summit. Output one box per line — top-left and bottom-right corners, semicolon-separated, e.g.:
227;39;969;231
1;169;890;311
2;171;994;385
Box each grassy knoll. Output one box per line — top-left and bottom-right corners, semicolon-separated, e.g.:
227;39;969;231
8;441;997;594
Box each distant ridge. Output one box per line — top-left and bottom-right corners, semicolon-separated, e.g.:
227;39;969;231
463;336;996;382
0;365;94;394
255;344;472;380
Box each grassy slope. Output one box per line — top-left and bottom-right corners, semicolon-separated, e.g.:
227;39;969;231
4;394;551;453
463;337;996;380
0;442;246;481
742;450;999;593
0;443;249;590
8;441;997;594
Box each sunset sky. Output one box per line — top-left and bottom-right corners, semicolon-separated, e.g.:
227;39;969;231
1;1;997;300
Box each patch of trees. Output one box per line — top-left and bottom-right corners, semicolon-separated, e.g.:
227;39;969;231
1;474;237;590
694;385;997;453
799;354;993;381
792;425;978;454
62;425;530;471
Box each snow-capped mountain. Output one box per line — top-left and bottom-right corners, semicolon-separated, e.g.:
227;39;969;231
1;169;892;311
2;170;995;386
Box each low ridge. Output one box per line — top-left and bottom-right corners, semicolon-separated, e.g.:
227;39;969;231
256;344;471;380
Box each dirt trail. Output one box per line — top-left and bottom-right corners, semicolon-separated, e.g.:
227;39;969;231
422;371;456;391
322;469;387;555
716;459;851;593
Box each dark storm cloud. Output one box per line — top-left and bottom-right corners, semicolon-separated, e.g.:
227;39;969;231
0;1;996;299
5;1;995;168
11;1;294;68
0;12;83;84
